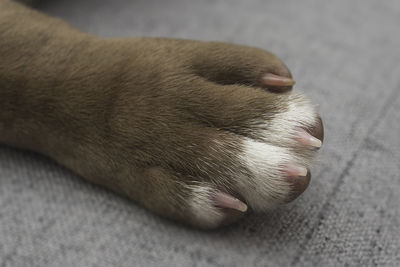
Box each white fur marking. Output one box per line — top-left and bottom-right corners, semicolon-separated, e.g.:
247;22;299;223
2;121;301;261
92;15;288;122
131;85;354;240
187;184;225;228
237;138;293;211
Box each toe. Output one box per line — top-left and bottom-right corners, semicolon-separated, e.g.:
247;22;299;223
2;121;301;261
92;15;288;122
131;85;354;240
177;79;286;129
133;167;247;229
188;184;247;229
188;42;294;92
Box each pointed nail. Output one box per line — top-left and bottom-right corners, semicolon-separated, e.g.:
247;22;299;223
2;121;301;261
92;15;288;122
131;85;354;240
262;73;296;86
285;165;308;177
295;129;322;148
213;191;248;212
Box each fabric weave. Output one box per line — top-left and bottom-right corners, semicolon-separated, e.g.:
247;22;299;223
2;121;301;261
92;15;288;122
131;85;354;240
1;0;399;266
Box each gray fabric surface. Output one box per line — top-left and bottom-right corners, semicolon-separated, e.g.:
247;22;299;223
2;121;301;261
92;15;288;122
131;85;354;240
1;0;400;266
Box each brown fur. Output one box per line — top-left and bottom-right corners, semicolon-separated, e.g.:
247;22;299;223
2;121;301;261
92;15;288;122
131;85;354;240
0;0;321;228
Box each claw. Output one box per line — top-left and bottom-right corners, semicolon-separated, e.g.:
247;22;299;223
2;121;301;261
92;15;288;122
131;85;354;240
262;73;296;87
284;164;308;177
213;191;248;212
294;128;322;148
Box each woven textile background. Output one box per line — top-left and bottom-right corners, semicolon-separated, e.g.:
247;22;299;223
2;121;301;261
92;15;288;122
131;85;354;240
1;0;399;266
